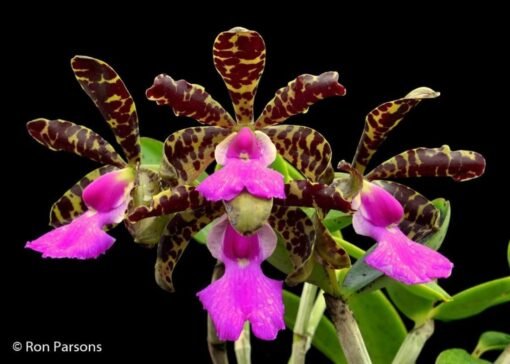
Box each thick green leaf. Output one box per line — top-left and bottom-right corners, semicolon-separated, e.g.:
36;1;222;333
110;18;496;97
140;136;164;166
436;349;491;364
386;283;435;325
322;210;352;232
433;277;510;321
283;290;345;364
349;290;407;363
425;198;451;250
473;331;510;358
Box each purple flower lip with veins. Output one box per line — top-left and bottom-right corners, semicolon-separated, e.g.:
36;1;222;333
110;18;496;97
26;168;135;259
197;127;285;201
353;182;453;284
197;215;285;341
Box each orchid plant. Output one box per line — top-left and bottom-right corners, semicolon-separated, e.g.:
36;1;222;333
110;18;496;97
26;28;509;364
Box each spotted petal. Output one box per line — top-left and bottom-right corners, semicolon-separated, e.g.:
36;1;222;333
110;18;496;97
269;206;315;284
50;165;117;227
128;186;206;222
255;71;346;128
314;216;350;269
263;125;334;183
160;127;231;186
366;146;486;182
27;119;126;168
275;180;352;213
155;202;223;292
72;56;140;164
352;87;440;173
213;27;266;124
373;180;440;241
146;75;235;128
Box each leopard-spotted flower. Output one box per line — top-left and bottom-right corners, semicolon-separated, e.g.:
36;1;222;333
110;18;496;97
197;214;285;340
26;168;135;259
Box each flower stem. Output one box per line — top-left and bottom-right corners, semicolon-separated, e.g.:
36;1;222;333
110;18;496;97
289;283;319;364
325;294;372;364
207;263;229;364
392;320;434;364
235;322;251;364
495;345;510;364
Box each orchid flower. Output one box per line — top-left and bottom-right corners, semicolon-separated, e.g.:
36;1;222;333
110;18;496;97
197;127;285;201
334;87;486;286
197;215;285;340
352;181;453;284
27;56;167;258
27;168;135;259
128;27;353;293
346;87;486;241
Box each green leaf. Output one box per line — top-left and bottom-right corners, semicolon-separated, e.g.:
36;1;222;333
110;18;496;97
349;290;407;363
140;136;164;166
322;210;353;232
473;331;510;358
433;277;510;321
436;349;491;364
425;198;451;250
283;290;345;364
401;281;452;302
386;283;436;325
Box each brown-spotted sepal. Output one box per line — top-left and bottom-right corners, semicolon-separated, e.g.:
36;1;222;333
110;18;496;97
213;27;266;124
352;87;440;173
366;146;486;182
276;180;352;213
71;56;140;164
373;180;440;241
255;72;346;128
313;215;350;269
263;125;334;183
160;126;231;186
146;74;236;129
155;203;223;292
50;165;116;227
269;206;315;285
128;186;206;222
27;119;126;168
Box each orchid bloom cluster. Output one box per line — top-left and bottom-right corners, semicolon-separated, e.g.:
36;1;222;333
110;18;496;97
26;26;487;351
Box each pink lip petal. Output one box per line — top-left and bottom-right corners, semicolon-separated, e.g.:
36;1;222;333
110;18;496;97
365;227;453;284
82;168;134;212
197;217;284;341
359;182;404;227
197;159;285;201
25;201;127;259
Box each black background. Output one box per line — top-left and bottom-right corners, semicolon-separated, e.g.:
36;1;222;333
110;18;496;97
4;6;508;363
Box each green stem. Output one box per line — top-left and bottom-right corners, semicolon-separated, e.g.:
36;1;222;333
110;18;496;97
305;292;327;352
392;320;434;364
495;345;510;364
235;322;251;364
207;263;229;364
325;294;372;364
288;283;319;364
